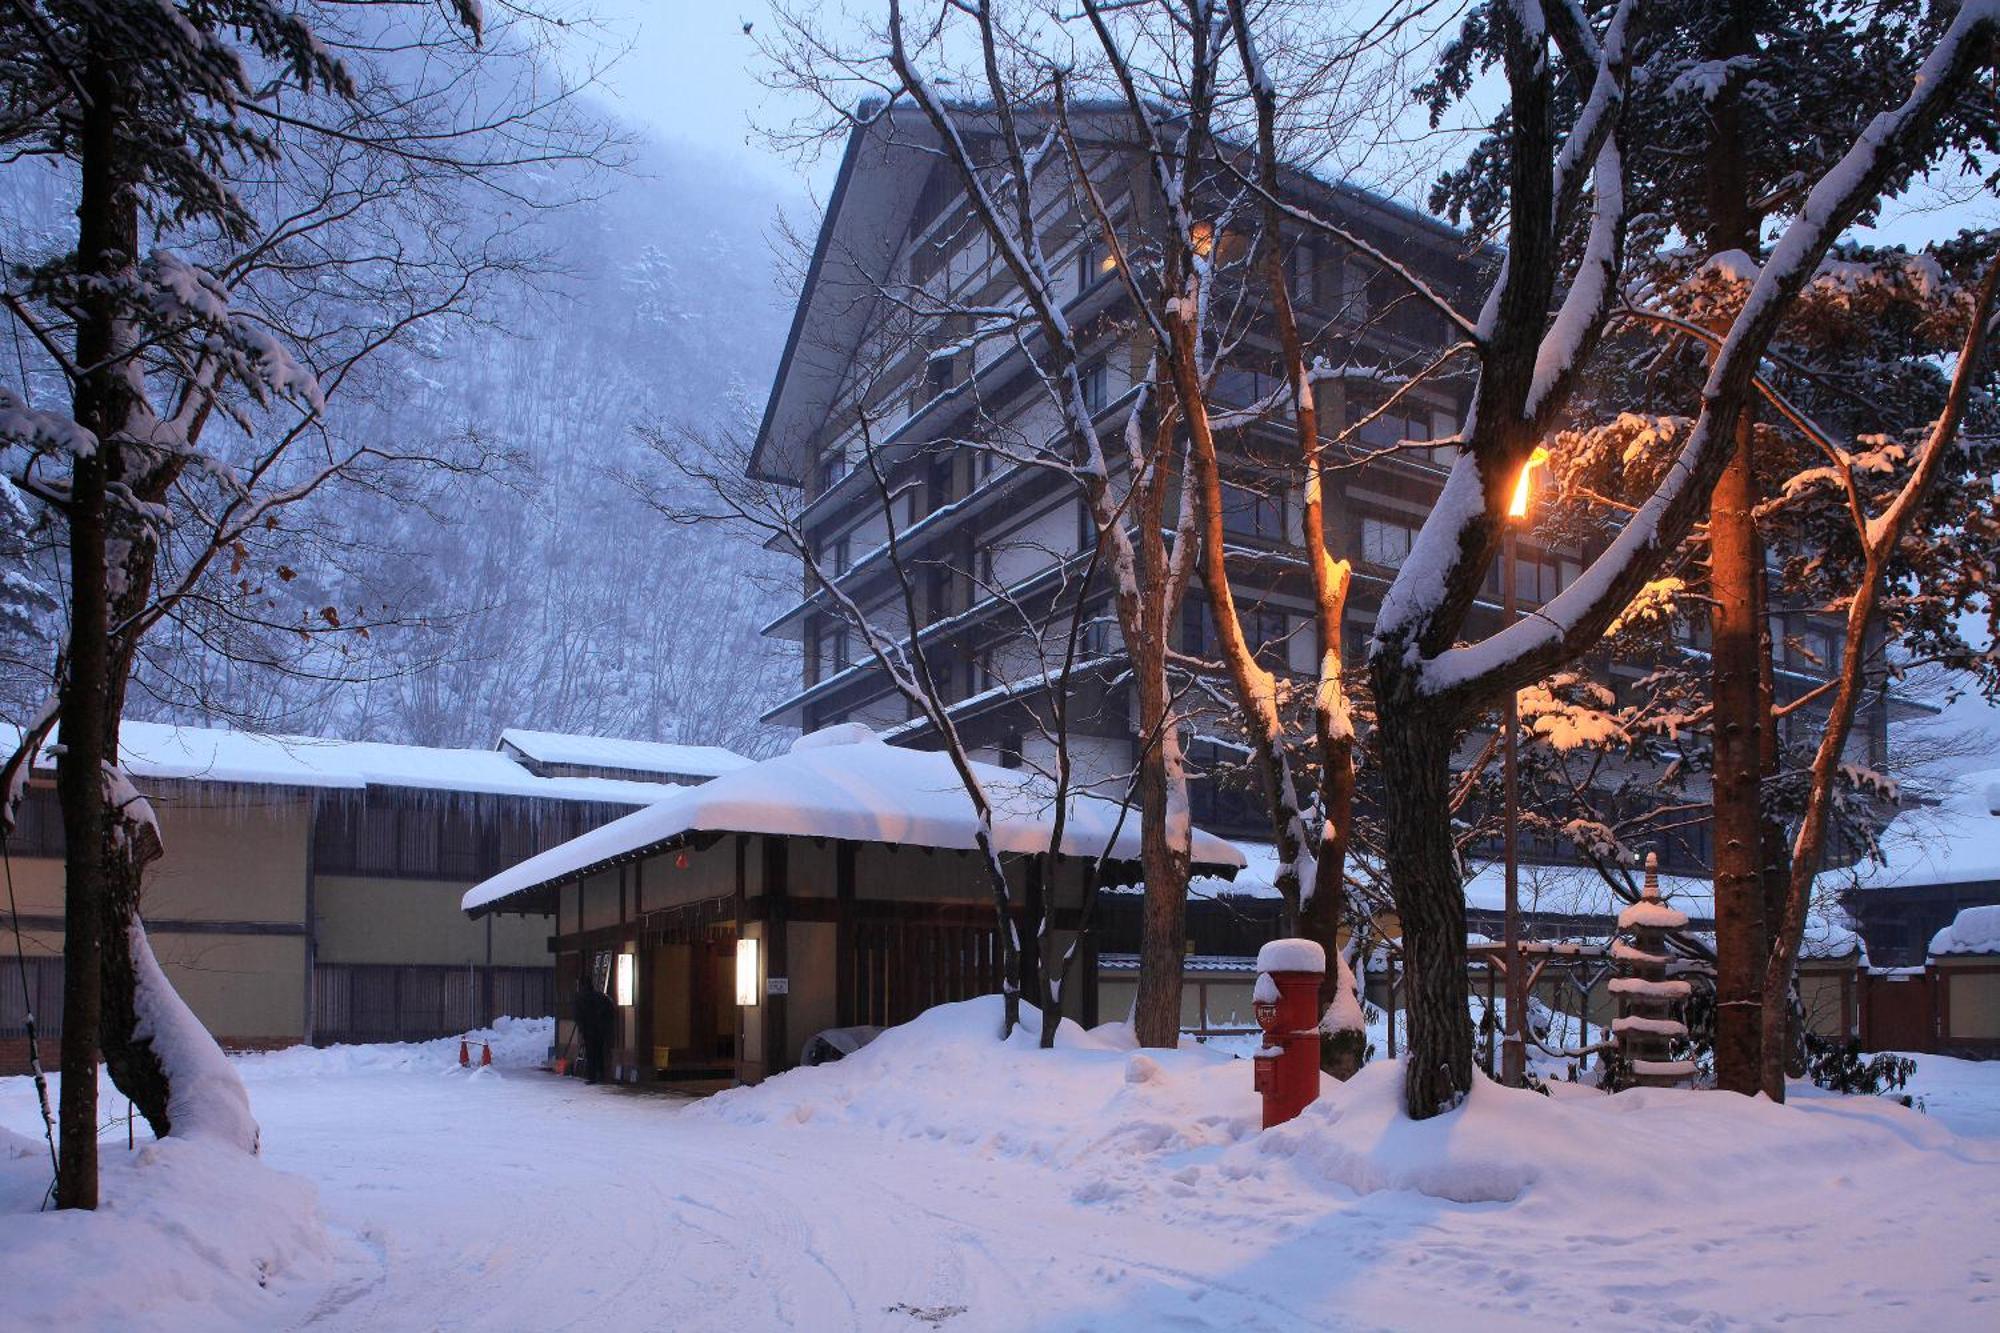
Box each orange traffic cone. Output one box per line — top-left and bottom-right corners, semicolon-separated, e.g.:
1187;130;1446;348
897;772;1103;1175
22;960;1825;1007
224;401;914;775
458;1039;469;1067
480;1041;492;1067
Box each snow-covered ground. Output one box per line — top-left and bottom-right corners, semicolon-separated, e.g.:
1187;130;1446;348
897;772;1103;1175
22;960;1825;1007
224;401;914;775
4;1004;1999;1331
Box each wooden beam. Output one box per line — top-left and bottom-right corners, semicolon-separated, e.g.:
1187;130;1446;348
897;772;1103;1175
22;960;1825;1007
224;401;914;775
763;834;790;1074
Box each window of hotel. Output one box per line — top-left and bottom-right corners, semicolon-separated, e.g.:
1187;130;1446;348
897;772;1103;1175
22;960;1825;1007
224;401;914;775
816;446;848;492
1080;359;1109;414
1359;514;1417;568
1287;239;1318;306
1797;624;1841;671
815;623;850;681
1076;237;1116;294
1221;481;1285;543
909;167;953;238
827;533;853;576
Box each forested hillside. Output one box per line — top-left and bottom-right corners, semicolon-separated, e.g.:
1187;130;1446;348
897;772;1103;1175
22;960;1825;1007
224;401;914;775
2;135;799;755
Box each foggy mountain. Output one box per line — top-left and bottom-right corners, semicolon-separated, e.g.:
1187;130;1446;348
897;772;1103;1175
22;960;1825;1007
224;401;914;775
121;135;804;757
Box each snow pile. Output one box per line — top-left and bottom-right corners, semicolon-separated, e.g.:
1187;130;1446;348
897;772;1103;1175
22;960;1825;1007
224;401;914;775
1249;1059;1974;1211
692;1000;1256;1173
694;996;1991;1224
131;922;260;1153
1931;904;2000;957
237;1016;554;1079
0;1125;328;1330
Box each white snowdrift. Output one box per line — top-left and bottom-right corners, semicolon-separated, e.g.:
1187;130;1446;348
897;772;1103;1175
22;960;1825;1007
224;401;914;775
698;996;1997;1218
130;921;259;1153
0;1125;328;1331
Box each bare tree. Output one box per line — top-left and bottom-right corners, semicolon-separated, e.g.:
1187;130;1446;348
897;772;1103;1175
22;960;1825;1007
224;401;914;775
640;399;1150;1043
1758;252;1999;1098
0;0;612;1206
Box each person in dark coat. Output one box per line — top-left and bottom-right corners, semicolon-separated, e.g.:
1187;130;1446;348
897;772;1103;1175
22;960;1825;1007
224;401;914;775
574;974;615;1085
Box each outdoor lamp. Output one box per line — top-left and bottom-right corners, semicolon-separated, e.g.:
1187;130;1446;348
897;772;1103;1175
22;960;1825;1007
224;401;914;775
615;952;636;1008
735;937;760;1007
1507;446;1550;520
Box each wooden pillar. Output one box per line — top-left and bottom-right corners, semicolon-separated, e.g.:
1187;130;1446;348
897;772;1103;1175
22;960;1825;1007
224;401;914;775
733;834;748;1083
762;834;789;1074
835;841;856;1027
1386;950;1398;1059
1022;854;1045;1014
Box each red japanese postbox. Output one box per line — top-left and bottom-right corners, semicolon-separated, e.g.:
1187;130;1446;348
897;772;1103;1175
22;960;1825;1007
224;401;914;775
1252;938;1325;1129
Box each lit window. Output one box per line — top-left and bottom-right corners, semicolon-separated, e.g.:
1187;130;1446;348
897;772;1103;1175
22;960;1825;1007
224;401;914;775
1076;239;1115;293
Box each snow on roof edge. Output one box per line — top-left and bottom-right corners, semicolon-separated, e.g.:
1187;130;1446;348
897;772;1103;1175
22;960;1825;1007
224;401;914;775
497;728;753;778
464;726;1244;915
3;719;697;809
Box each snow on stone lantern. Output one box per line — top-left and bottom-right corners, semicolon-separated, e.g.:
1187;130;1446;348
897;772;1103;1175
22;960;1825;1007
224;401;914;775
1609;853;1695;1089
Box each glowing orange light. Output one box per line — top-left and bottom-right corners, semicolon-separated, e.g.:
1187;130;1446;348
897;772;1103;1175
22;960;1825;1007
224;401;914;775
1191;221;1215;258
1507;446;1550;520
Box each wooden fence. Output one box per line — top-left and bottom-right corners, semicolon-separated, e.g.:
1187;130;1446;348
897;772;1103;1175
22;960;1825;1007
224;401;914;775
0;955;63;1041
310;963;554;1047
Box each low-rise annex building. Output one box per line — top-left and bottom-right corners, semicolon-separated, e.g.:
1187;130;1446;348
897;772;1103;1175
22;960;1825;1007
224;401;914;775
1839;769;2000;966
1;720;748;1070
461;723;1245;1086
1930;906;2000;1057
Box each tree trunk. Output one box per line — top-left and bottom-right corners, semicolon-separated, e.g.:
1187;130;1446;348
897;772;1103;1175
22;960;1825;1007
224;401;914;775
1710;418;1766;1095
1374;690;1475;1116
54;37;138;1210
1702;7;1766;1097
1131;628;1191;1047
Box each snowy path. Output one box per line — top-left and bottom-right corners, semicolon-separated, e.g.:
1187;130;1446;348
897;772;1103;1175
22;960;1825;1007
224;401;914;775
246;1053;1999;1331
7;1012;2000;1331
251;1070;1324;1331
244;1070;1111;1330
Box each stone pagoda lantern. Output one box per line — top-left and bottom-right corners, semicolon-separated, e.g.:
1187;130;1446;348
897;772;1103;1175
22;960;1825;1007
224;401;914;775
1609;853;1694;1089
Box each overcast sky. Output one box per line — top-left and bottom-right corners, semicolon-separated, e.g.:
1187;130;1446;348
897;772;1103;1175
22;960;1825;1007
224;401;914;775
572;1;817;194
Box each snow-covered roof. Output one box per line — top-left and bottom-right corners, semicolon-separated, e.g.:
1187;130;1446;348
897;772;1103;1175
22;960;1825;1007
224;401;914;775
1187;840;1716;921
463;723;1245;914
1931;904;2000;957
1833;769;2000;893
1098;952;1260;975
497;728;752;780
8;720;691;808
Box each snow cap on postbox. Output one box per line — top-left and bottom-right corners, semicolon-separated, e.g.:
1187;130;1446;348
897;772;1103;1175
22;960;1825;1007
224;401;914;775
1255;938;1327;975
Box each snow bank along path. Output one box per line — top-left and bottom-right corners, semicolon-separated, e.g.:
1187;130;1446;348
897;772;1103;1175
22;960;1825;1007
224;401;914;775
4;1002;2000;1330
